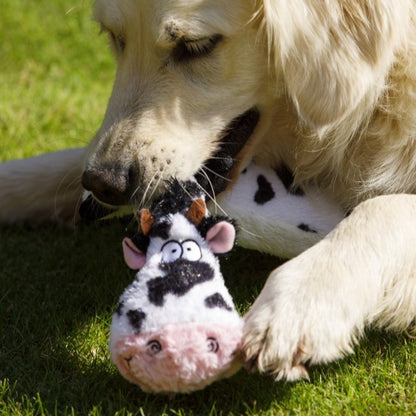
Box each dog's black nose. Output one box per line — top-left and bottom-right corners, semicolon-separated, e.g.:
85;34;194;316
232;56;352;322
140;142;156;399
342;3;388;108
81;166;130;205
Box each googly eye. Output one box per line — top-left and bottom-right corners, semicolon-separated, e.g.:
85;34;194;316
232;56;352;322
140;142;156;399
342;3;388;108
207;337;219;353
161;240;182;263
181;240;202;262
146;339;162;356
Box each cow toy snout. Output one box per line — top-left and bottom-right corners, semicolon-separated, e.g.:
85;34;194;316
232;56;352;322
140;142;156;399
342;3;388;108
111;322;243;394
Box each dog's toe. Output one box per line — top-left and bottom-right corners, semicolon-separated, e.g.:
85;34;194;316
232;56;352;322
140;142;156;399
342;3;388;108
242;301;310;381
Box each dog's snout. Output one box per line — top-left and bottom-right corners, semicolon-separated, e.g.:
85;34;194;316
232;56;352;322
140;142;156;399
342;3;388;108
81;166;131;205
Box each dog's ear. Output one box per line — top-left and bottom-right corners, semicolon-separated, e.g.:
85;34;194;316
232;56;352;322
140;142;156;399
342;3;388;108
261;0;408;129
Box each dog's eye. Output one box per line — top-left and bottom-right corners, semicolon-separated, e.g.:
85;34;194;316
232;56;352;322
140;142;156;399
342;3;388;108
110;32;126;53
172;34;223;63
100;25;126;54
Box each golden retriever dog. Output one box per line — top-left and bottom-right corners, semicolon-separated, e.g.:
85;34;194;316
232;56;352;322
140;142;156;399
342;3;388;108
1;0;416;381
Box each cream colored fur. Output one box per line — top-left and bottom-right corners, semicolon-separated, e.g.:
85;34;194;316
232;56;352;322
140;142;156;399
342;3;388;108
1;0;416;380
244;195;416;380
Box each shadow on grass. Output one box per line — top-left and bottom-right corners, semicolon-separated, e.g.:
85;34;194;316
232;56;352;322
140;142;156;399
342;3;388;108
1;221;291;415
308;328;415;381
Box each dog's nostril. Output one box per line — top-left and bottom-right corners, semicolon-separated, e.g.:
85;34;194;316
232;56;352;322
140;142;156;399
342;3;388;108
81;167;130;205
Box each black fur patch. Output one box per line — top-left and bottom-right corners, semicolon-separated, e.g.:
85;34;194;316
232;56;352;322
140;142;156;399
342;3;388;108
204;293;232;311
198;215;236;242
149;220;172;240
147;259;215;306
254;175;275;205
126;309;147;333
129;233;150;255
274;163;304;196
151;180;202;219
298;223;317;233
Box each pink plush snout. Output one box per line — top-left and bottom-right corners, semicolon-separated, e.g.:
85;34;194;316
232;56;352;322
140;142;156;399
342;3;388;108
111;322;243;394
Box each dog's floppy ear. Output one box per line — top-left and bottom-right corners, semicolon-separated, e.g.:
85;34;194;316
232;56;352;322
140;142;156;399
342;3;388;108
261;0;408;129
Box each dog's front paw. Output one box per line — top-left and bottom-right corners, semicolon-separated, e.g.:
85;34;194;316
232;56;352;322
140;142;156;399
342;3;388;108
242;267;310;381
242;248;362;381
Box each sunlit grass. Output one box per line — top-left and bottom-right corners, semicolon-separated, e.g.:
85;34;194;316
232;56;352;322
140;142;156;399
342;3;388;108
0;0;114;160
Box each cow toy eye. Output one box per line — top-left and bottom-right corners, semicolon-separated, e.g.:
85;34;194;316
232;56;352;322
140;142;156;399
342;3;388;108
161;241;182;263
146;339;162;356
207;337;219;353
181;240;202;262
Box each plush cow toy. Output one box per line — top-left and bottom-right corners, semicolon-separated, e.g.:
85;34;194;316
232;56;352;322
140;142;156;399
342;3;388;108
105;160;345;394
109;181;244;394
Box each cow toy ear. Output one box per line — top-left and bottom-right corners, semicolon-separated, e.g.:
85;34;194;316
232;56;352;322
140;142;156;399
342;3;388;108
122;237;146;270
205;221;236;254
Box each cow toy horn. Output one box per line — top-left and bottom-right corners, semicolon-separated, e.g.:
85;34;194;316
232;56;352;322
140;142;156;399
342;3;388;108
186;198;206;225
139;209;155;235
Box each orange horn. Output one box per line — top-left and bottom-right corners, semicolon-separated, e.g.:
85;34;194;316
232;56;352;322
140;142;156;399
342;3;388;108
139;209;155;235
186;198;206;225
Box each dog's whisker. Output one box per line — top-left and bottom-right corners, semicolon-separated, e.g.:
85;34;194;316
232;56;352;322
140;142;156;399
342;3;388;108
178;181;196;203
205;156;237;161
215;140;250;146
198;168;216;201
131;178;145;202
124;211;141;232
72;186;89;227
132;166;160;205
198;168;266;239
195;170;228;217
202;166;232;183
194;174;263;239
234;225;263;239
143;166;166;207
53;171;83;222
134;169;160;209
137;181;151;209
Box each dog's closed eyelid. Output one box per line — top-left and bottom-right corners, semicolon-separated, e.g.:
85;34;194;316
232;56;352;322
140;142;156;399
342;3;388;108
172;34;223;63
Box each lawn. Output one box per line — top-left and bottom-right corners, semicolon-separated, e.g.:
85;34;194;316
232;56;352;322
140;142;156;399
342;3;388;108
1;0;416;415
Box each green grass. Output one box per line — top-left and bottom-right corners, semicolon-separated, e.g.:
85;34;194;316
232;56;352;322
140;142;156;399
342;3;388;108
1;0;416;414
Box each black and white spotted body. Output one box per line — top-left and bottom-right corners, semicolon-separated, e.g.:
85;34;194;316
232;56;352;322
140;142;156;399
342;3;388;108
218;163;345;257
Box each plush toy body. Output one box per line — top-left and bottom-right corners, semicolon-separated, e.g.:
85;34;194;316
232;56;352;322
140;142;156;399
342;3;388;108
218;163;345;257
110;183;243;394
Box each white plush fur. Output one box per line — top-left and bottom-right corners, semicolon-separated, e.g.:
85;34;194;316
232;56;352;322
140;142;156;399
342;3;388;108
217;163;344;258
1;0;416;380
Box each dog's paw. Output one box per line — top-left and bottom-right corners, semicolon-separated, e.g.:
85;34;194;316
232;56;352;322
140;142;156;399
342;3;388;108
242;248;360;381
242;267;310;381
243;322;309;382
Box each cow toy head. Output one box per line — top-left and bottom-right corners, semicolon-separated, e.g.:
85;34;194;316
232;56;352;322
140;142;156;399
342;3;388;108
109;181;244;394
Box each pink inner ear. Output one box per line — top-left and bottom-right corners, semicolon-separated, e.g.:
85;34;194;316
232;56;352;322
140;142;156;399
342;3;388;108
205;221;236;254
122;237;146;270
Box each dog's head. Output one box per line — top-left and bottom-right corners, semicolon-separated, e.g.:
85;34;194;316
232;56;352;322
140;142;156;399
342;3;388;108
82;0;272;208
83;0;407;211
